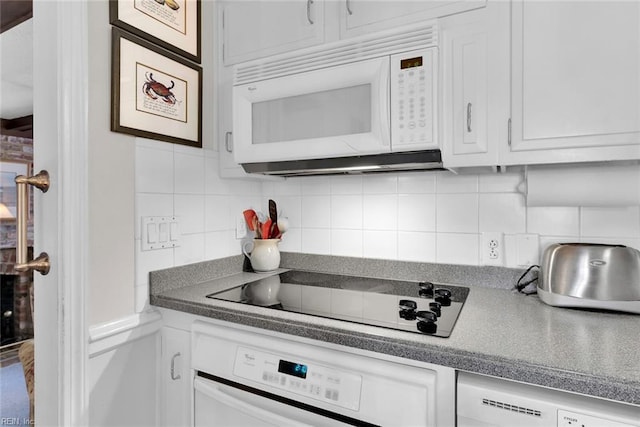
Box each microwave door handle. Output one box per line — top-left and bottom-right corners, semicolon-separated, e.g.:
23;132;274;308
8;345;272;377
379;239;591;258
194;378;313;427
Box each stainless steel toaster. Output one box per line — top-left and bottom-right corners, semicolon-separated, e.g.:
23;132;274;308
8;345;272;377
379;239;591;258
538;243;640;314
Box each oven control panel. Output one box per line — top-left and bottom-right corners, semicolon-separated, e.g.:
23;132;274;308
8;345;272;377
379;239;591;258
233;346;362;411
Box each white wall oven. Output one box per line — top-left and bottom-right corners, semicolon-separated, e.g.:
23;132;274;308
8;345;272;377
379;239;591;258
192;320;456;426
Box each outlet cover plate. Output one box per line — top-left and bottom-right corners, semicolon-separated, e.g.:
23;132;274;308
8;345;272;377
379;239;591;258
516;233;539;267
481;232;504;266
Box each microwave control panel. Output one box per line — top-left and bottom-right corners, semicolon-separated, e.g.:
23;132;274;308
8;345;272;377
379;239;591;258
390;48;438;150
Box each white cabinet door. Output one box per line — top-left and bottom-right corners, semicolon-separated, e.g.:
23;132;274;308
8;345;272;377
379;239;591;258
441;4;510;168
222;0;325;66
161;326;191;427
217;63;247;178
339;0;486;38
505;0;640;165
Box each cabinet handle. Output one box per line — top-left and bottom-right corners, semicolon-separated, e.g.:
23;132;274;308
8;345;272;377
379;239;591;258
466;102;472;133
224;131;233;153
307;0;314;24
170;352;181;380
346;0;353;15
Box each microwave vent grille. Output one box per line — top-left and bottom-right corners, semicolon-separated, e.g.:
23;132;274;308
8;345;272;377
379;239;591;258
234;21;438;85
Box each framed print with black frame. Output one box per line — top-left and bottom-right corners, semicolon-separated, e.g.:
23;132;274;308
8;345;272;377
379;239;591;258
110;0;201;63
111;27;202;148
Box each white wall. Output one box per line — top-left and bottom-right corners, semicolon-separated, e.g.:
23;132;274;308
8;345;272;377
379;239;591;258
263;171;640;265
134;153;640;303
131;0;640;308
89;331;159;427
87;0;135;326
134;145;261;310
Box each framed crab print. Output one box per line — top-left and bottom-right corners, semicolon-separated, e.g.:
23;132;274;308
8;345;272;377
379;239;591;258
111;28;202;148
109;0;201;63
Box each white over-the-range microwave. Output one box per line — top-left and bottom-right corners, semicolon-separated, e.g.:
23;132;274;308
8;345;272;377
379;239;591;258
232;22;442;176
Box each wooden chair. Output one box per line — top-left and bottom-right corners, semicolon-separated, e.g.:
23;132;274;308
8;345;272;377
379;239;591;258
18;280;35;422
18;339;34;421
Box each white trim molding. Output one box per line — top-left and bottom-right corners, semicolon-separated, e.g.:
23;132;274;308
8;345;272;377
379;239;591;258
33;1;91;426
89;310;163;357
59;1;90;425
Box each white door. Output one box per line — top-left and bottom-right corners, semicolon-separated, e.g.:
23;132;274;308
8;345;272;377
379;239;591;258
194;377;350;426
233;56;390;164
440;3;510;169
33;1;88;425
505;0;640;165
222;0;325;65
161;327;191;427
340;0;486;38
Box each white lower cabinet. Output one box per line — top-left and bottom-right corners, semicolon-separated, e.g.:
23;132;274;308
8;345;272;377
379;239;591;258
157;309;638;426
161;326;191;427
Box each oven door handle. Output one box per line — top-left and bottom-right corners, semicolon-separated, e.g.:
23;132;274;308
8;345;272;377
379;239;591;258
194;378;313;427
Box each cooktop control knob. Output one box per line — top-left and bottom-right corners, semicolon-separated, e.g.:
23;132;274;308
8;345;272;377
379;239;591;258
415;310;438;323
399;299;417;320
434;288;452;306
418;281;435;298
429;302;442;317
417;321;437;334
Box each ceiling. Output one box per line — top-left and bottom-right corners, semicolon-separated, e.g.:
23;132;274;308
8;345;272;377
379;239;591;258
1;0;33;120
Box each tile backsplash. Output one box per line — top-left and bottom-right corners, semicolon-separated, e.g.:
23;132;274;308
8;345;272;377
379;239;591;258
134;140;640;310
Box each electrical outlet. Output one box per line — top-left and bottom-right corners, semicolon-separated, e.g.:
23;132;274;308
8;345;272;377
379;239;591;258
482;232;504;266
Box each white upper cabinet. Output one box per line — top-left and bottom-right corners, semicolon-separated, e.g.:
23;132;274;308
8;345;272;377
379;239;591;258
339;0;486;38
217;64;245;177
222;1;488;66
504;0;640;165
440;3;510;168
222;0;325;66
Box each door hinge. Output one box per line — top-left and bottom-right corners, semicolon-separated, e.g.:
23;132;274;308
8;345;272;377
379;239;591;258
507;118;512;147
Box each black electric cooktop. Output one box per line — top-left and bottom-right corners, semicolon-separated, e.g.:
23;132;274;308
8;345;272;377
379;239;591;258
206;270;469;338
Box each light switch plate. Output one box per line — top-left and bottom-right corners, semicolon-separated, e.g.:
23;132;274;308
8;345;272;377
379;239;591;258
141;216;181;251
236;214;247;239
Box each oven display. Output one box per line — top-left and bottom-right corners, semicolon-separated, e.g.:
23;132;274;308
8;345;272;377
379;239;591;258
278;360;308;379
400;56;423;69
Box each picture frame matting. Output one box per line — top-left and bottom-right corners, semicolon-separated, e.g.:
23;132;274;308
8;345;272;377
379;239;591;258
109;0;201;63
111;27;203;148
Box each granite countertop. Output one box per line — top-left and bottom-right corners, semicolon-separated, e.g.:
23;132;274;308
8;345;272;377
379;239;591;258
149;253;640;407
